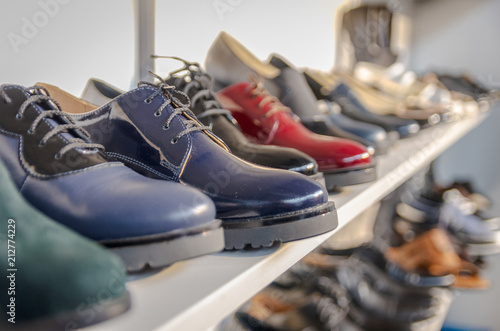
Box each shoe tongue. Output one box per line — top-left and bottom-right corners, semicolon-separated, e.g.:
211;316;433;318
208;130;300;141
171;72;226;119
168;71;212;97
166;76;187;91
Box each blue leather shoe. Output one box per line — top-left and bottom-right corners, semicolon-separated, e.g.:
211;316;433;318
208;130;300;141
40;79;337;250
0;84;223;271
82;74;323;181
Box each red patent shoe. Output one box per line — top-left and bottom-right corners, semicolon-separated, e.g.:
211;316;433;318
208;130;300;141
217;80;376;189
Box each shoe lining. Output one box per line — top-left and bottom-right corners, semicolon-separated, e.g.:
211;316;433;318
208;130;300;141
36;82;98;114
221;31;280;79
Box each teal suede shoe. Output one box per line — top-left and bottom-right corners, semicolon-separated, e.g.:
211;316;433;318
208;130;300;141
0;160;131;330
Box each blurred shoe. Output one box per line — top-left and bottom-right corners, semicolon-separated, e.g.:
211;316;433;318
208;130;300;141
385;229;490;289
436;74;494;102
269;55;390;155
304;69;420;139
337;258;441;323
353;62;474;121
40;81;337;250
330;71;444;126
222;291;349;331
356;245;455;288
421;72;487;115
397;189;500;255
347;300;412;331
0;160;130;330
0;84;222;272
218;80;376;190
205;31;389;155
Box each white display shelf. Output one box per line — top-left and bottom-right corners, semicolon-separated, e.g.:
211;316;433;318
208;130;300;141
84;114;486;331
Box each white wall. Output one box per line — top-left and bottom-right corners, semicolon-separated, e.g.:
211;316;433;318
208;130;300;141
0;0;135;95
410;0;500;329
0;0;345;95
154;0;344;75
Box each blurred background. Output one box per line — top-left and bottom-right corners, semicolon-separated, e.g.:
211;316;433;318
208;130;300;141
1;0;499;329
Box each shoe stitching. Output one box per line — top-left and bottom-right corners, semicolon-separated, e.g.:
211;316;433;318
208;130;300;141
106;152;175;181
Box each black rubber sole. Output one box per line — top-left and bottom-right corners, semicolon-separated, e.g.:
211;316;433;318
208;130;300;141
2;291;131;331
223;202;337;250
324;166;377;191
103;220;225;272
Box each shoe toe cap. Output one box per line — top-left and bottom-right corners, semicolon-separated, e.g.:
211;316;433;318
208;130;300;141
23;165;216;241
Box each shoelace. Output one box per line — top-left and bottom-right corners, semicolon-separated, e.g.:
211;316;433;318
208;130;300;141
184;74;231;124
138;72;212;144
152;55;227;118
0;84;104;159
247;74;292;118
246;75;299;144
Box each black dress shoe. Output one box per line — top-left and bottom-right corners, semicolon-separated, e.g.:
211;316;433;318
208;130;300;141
163;60;320;177
347;299;413;331
304;71;421;139
337;257;441;323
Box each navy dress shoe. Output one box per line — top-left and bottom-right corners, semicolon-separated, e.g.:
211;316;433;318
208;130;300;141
81;71;321;180
41;80;337;249
304;71;421;140
0;84;223;272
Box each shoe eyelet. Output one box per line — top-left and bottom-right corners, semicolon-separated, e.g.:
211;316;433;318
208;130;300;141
154;111;161;117
54;153;62;159
162;124;169;130
15;114;22;120
170;137;178;144
39;142;45;147
144;98;152;104
27;129;34;135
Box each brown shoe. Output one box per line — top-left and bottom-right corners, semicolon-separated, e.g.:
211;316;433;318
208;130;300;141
385;228;489;289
